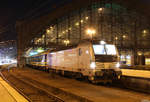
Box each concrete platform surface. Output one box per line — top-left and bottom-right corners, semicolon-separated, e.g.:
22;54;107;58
0;77;28;102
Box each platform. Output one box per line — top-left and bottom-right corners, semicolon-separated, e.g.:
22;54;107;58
3;68;150;102
121;69;150;78
0;77;28;102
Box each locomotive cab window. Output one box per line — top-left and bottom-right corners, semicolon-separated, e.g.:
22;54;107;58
93;45;106;55
105;45;117;55
93;44;118;62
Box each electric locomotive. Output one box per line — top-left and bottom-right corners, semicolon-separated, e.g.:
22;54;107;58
26;41;122;83
46;41;121;83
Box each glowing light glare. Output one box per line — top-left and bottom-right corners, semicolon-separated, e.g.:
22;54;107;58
86;28;96;35
62;31;65;34
98;8;103;11
85;16;89;20
66;30;68;32
47;29;50;33
51;52;56;55
29;52;38;56
64;40;70;45
69;27;72;30
138;52;142;56
86;50;89;54
90;62;96;69
37;48;44;53
143;30;147;34
80;20;83;23
58;51;64;54
123;35;126;38
50;26;53;29
75;22;79;26
0;58;17;65
115;37;118;40
116;63;120;68
100;41;106;45
126;55;131;59
12;59;17;63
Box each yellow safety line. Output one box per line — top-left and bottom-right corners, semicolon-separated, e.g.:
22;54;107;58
0;77;28;102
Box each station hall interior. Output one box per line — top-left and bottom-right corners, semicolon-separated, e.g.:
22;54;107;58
16;0;150;67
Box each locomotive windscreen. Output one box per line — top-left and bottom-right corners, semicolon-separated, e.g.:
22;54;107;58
93;45;106;55
93;44;117;55
93;44;118;62
105;45;117;55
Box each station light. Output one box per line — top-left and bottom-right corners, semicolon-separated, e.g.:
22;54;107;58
47;29;50;33
69;27;72;30
62;31;65;34
138;52;142;56
143;30;147;34
75;22;79;26
115;37;118;40
37;48;44;53
85;17;89;20
86;28;96;35
98;8;103;13
98;8;103;12
66;30;68;32
100;41;105;45
64;39;70;46
123;35;126;39
50;26;53;29
80;20;84;23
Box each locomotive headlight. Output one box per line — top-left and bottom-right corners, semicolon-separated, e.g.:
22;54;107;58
90;62;96;69
116;63;120;68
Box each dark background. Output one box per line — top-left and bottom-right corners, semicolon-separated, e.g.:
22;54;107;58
0;0;34;26
0;0;149;41
0;0;37;41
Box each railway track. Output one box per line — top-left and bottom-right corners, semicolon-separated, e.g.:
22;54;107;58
1;67;150;102
1;69;92;102
0;71;64;102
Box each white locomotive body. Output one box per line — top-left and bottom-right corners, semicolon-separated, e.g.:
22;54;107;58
47;41;122;82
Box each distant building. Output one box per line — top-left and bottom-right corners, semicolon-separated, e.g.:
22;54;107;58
16;0;150;67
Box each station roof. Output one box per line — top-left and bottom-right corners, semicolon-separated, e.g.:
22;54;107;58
23;0;150;21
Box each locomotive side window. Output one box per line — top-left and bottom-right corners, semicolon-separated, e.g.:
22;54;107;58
79;48;82;56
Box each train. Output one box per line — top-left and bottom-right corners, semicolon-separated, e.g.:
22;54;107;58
26;41;122;83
